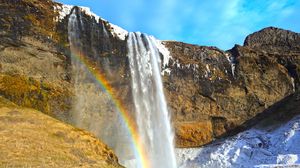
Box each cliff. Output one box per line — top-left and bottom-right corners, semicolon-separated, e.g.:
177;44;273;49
163;33;299;147
0;0;299;150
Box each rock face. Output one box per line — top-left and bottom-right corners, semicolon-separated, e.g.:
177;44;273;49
0;0;299;150
244;27;300;90
244;27;300;54
0;0;74;120
0;0;133;127
0;96;122;168
163;38;299;147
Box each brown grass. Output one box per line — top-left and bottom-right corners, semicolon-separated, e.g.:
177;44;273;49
0;98;122;168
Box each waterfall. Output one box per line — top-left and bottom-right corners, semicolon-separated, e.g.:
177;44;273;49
127;32;177;168
68;7;176;168
68;9;136;167
68;9;86;128
102;21;109;38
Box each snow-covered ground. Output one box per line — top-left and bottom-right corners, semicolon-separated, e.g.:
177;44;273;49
176;115;300;168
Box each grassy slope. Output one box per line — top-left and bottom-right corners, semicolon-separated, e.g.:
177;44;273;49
0;97;123;168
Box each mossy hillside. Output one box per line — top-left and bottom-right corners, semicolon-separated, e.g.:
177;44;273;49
0;74;72;118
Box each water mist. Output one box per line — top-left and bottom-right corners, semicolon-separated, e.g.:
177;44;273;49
68;7;177;168
127;32;177;168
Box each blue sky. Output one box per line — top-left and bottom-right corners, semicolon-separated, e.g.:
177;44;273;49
57;0;300;50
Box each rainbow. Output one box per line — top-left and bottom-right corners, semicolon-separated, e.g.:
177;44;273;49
70;48;150;168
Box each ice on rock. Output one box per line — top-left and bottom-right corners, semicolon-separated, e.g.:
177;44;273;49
155;41;172;68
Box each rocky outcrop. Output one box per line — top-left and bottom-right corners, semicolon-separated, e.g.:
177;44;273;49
244;27;300;54
163;27;299;147
0;0;299;149
244;27;300;90
0;96;123;168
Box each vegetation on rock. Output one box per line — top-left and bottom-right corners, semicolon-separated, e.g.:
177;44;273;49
0;74;72;118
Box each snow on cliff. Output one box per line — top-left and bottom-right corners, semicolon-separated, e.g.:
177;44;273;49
108;23;128;40
54;4;172;68
55;4;128;40
54;4;73;21
176;115;300;168
78;6;128;40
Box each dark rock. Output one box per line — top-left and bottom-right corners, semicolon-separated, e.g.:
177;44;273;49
244;27;300;54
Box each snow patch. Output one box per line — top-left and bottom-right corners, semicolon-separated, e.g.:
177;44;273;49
55;5;128;40
108;23;128;40
54;5;100;22
277;154;298;164
80;7;129;40
55;4;73;21
162;68;172;75
225;53;236;77
177;115;300;168
79;7;129;40
80;6;100;22
163;57;199;76
173;60;181;69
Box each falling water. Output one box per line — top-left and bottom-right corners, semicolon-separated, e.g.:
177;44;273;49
68;7;176;168
68;9;87;128
102;21;109;38
127;32;177;168
68;8;136;167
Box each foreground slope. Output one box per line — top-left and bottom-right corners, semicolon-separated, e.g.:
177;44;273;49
0;97;122;168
